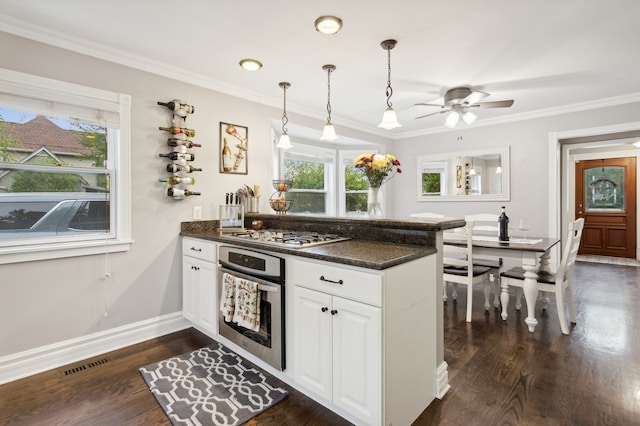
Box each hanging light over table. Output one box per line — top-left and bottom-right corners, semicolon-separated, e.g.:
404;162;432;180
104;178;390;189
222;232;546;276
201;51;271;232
377;39;402;130
276;82;292;150
320;64;338;141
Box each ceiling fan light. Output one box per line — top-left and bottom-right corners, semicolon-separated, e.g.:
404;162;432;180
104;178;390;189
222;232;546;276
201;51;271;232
378;107;402;130
445;111;460;128
462;111;477;125
320;123;337;141
276;133;292;150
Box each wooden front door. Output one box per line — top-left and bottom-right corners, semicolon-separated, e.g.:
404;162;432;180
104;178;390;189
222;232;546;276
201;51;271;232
575;157;636;258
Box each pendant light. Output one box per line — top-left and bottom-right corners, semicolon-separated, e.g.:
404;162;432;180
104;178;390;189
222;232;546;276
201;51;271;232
320;64;337;141
276;82;292;150
377;39;401;130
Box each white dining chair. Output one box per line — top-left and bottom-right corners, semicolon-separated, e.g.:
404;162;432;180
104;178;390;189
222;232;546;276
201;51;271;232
443;220;492;322
464;213;502;309
499;218;585;335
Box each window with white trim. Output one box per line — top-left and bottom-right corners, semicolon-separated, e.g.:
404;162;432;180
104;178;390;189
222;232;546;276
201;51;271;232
276;142;379;217
0;69;132;264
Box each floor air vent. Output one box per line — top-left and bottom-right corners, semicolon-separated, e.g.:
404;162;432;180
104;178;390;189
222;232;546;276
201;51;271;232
63;357;111;376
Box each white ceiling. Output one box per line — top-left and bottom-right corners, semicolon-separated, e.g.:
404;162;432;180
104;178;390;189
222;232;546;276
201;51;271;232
2;0;640;139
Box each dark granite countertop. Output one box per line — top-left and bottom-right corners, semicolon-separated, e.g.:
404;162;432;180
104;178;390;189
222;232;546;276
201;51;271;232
181;214;464;270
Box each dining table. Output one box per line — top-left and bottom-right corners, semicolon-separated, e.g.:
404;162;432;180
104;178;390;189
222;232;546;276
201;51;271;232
443;233;561;332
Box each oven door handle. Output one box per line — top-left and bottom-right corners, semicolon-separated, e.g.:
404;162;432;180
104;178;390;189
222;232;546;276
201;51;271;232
218;266;281;293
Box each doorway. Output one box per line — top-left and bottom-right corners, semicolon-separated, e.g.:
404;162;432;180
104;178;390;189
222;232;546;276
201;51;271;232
575;157;637;258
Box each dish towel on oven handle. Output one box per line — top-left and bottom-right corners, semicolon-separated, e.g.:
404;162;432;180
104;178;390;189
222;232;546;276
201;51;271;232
233;277;261;332
220;272;236;322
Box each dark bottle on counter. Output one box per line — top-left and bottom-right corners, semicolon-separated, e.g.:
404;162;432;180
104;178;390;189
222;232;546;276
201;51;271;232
167;138;201;148
498;205;509;242
159;152;195;161
157;101;195;114
166;163;202;173
159;126;196;137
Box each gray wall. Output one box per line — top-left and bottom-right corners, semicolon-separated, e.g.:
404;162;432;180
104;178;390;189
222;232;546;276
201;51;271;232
1;30;639;360
0;32;389;357
390;103;640;238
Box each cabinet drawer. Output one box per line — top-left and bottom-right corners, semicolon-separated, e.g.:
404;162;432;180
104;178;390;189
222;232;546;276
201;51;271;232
290;258;382;307
182;237;217;262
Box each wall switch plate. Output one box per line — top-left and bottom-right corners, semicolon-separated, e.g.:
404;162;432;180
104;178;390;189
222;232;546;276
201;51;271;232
193;206;202;220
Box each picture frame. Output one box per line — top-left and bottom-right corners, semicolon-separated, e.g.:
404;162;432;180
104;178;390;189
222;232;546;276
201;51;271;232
219;122;248;174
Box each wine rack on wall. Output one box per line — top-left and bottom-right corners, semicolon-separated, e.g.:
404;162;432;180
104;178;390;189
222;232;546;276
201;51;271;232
157;100;202;200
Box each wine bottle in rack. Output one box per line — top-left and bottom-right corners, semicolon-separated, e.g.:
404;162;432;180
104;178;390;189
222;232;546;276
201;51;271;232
168;188;201;198
222;138;233;172
166;163;202;173
159;126;196;137
159;152;195;161
157;101;195;114
167;138;201;148
159;176;195;185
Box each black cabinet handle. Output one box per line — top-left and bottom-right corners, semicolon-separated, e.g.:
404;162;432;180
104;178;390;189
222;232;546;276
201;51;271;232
190;247;202;252
331;309;338;315
319;275;343;285
191;265;200;271
321;307;328;312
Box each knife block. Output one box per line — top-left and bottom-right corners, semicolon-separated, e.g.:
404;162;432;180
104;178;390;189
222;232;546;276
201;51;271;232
219;204;244;231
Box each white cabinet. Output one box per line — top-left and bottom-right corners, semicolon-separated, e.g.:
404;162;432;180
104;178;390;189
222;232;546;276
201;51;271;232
292;259;382;426
182;237;217;336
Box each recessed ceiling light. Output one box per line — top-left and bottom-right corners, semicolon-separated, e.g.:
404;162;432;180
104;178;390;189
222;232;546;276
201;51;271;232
239;59;263;71
314;16;343;35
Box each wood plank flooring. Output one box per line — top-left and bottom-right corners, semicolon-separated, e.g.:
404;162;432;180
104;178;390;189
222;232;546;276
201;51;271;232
1;260;638;425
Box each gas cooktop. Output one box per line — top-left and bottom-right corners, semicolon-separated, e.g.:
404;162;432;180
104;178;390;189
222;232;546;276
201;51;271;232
226;229;350;249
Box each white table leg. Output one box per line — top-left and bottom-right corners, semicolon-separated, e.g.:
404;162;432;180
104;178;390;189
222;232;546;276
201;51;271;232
500;277;509;320
522;254;539;332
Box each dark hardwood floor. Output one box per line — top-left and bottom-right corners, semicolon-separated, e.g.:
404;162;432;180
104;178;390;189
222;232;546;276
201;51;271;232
1;260;638;425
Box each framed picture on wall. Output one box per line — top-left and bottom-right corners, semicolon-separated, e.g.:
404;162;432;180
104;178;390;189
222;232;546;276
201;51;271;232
219;122;248;174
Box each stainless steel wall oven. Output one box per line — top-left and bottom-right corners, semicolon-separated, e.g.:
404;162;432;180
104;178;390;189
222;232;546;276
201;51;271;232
217;245;286;370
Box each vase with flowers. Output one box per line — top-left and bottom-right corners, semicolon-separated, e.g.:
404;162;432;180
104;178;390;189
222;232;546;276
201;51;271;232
354;153;401;217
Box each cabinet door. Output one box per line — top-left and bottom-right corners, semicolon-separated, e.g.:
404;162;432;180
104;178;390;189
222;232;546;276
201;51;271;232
182;256;199;322
332;297;382;426
294;286;332;401
182;256;217;336
195;258;217;336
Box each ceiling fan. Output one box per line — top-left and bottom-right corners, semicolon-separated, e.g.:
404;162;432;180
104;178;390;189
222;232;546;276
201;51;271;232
415;86;514;127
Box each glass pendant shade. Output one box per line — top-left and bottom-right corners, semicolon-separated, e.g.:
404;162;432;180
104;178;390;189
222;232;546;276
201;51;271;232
320;123;337;141
445;111;460;128
462;111;477;125
276;133;292;150
378;107;401;129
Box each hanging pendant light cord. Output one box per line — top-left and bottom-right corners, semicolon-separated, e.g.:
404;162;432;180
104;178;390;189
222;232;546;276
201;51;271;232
385;47;393;108
282;84;289;133
326;68;333;124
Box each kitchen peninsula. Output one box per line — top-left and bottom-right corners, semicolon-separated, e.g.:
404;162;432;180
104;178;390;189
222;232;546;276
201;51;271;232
180;213;464;426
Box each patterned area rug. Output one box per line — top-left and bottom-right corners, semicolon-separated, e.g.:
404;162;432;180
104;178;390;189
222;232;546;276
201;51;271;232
139;342;288;425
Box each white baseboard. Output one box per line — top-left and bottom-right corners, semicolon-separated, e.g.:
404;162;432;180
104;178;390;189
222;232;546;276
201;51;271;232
0;312;191;385
435;361;450;399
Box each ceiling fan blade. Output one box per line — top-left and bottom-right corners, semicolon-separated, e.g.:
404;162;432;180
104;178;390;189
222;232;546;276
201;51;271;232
473;100;514;109
414;103;444;107
415;110;448;119
463;91;489;105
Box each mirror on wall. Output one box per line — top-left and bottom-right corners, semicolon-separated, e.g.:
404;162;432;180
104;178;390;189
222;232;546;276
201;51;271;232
416;146;510;202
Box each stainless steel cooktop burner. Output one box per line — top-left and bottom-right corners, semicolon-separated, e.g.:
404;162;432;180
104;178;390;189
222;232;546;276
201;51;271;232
227;229;350;248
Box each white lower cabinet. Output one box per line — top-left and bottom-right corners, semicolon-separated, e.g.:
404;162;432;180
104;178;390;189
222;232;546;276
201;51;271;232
182;237;217;336
292;259;382;426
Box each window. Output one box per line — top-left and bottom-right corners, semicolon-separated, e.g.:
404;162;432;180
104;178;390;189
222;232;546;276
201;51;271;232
276;143;381;217
281;145;335;215
0;69;131;264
